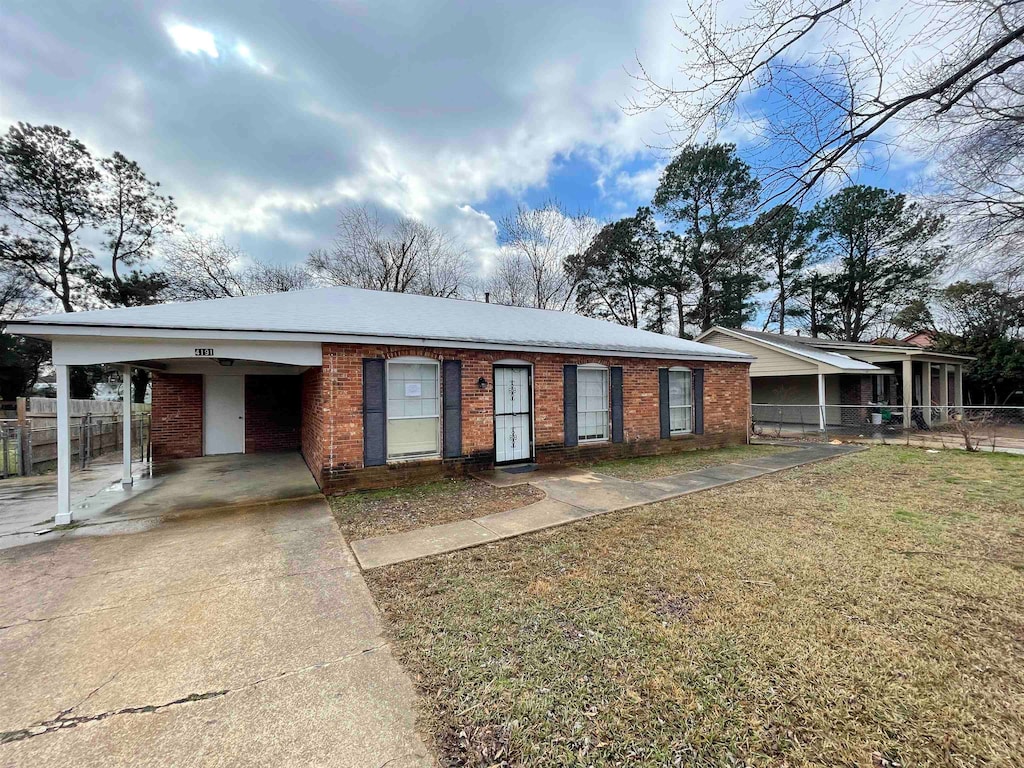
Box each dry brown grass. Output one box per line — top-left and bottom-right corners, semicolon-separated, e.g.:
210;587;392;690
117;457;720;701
330;478;543;541
589;443;796;480
367;447;1024;767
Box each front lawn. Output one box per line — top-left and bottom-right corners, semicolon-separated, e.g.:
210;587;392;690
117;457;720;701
367;447;1024;767
330;478;543;541
589;442;796;480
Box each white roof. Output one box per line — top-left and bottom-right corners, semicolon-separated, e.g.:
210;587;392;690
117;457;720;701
10;286;753;362
697;327;882;371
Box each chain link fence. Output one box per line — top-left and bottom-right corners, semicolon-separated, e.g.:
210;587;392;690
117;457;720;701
0;413;151;479
751;403;1024;452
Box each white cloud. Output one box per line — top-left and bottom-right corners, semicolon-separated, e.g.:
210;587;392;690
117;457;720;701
1;1;714;268
165;22;218;58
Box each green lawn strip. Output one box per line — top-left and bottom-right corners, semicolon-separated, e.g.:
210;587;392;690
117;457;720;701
329;478;543;541
367;447;1024;766
588;443;798;481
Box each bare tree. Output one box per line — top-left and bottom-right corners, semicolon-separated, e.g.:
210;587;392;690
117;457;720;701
492;201;599;310
163;233;249;301
308;205;471;297
244;260;313;294
0;269;42;320
163;233;309;301
628;0;1024;209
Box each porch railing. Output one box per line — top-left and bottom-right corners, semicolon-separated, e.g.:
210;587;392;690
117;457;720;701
751;403;1024;452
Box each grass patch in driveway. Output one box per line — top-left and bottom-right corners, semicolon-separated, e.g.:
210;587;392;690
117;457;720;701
366;446;1024;767
589;442;796;480
330;478;543;541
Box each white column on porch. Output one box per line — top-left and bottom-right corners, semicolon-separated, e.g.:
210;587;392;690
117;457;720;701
921;362;932;426
938;363;949;423
902;358;913;427
817;372;826;431
954;364;964;416
55;364;72;525
122;365;133;488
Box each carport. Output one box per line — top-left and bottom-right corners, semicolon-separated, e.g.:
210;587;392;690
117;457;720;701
2;322;322;525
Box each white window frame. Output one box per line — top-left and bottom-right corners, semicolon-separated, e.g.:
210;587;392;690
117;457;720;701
668;366;693;435
385;357;441;462
576;364;610;444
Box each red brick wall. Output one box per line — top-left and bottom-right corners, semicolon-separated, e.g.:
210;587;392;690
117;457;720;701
245;375;302;453
151;373;203;460
315;343;751;493
300;368;325;486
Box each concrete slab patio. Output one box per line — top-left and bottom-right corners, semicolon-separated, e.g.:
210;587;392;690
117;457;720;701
0;453;321;551
0;495;433;767
350;442;863;570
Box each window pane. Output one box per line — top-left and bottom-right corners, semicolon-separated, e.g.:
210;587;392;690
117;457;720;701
670;405;691;432
387;417;439;458
387;362;440;458
577;368;609;441
669;369;691;408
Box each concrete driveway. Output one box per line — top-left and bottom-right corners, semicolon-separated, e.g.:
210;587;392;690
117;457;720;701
0;495;433;767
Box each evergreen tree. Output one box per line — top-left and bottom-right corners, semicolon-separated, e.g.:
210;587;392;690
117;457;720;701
810;186;946;341
751;204;817;333
653;143;760;331
570;207;660;328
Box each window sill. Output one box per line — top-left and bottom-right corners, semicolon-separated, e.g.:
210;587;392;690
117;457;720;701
668;432;696;440
386;455;442;465
577;438;610;446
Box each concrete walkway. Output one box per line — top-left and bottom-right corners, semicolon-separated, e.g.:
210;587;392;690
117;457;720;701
0;495;432;768
350;442;862;569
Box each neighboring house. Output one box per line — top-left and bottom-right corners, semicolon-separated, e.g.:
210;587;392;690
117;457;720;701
695;327;973;429
9;287;753;521
901;329;937;348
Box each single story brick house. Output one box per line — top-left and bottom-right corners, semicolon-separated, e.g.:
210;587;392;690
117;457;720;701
8;287;753;522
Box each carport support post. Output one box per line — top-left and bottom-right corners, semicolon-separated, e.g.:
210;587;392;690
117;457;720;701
921;362;932;426
55;364;72;525
938;363;949;423
816;372;826;432
122;365;133;488
954;364;964;417
902;359;913;428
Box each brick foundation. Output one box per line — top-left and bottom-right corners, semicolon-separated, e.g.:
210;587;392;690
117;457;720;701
151;373;203;460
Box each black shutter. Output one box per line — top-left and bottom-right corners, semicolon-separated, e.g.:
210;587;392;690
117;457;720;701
610;366;624;443
442;360;462;458
363;358;386;466
693;367;705;435
658;368;671;439
563;365;578;447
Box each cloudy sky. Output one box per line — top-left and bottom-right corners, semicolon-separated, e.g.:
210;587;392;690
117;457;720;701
0;0;921;275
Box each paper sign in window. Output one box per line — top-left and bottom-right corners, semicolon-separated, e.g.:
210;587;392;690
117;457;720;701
404;382;422;397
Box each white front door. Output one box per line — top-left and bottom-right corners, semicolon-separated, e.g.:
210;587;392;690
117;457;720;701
204;375;245;455
494;366;532;463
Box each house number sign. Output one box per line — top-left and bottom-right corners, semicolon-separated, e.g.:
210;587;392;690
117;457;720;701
194;348;215;357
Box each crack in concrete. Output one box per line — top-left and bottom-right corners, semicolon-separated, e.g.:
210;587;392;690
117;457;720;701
0;690;229;745
0;642;389;746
